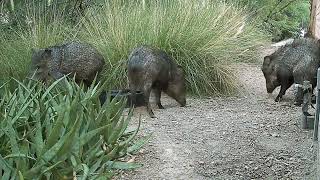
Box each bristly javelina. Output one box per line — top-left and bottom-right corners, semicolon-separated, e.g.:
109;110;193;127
262;38;320;105
29;41;105;86
127;45;186;118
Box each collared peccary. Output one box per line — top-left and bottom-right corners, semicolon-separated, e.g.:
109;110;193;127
127;45;186;118
29;41;105;86
262;38;320;105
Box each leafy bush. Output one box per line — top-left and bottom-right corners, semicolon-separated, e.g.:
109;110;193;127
227;0;310;41
80;0;267;96
0;77;148;179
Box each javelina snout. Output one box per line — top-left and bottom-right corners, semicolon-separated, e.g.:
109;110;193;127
165;66;186;107
127;45;186;118
265;79;279;94
262;56;281;94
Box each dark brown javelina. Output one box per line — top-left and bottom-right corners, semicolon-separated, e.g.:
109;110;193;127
29;41;105;86
127;45;186;118
262;38;320;105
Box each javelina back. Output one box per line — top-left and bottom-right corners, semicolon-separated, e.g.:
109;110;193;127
262;38;320;105
127;45;186;118
29;41;105;86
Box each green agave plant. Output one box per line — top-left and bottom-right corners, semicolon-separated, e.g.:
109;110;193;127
0;77;150;180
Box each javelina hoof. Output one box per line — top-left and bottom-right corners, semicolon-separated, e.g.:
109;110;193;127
148;110;156;118
275;96;281;102
157;104;165;109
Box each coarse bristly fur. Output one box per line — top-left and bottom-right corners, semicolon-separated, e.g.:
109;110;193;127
29;41;105;86
127;45;186;118
262;37;320;105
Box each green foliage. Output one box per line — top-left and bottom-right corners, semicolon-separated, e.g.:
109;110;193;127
0;1;74;82
0;0;268;96
80;0;267;96
0;77;148;179
227;0;310;41
0;37;31;81
0;0;90;30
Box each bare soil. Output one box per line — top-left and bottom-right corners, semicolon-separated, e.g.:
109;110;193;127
115;46;317;180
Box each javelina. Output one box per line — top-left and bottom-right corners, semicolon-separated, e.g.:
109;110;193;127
29;41;105;86
262;38;320;105
127;45;186;118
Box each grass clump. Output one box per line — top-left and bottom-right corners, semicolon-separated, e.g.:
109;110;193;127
0;77;148;179
0;0;268;96
0;1;73;82
80;0;268;96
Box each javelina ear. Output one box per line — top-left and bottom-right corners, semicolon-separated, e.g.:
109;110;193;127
43;49;52;56
263;56;272;65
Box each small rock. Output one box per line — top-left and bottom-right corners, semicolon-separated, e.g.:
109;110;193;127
271;133;280;137
139;149;145;154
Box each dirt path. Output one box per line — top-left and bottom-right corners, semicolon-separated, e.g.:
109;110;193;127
117;52;317;179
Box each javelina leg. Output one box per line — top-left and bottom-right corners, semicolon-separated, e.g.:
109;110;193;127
129;87;136;108
143;83;155;118
275;84;291;102
154;88;164;109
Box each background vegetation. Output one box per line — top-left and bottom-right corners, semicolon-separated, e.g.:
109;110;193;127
0;0;311;179
80;0;268;95
228;0;310;41
0;0;269;96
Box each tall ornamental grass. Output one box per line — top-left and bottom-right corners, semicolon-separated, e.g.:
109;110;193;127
0;1;73;81
0;0;268;96
80;0;268;95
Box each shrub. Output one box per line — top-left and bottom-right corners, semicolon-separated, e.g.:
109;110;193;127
227;0;310;41
0;77;148;179
0;1;72;82
80;0;267;96
0;0;268;96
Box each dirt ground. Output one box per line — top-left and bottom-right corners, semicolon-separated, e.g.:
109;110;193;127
115;46;318;180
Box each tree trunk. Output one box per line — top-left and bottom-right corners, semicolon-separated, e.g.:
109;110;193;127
308;0;320;39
